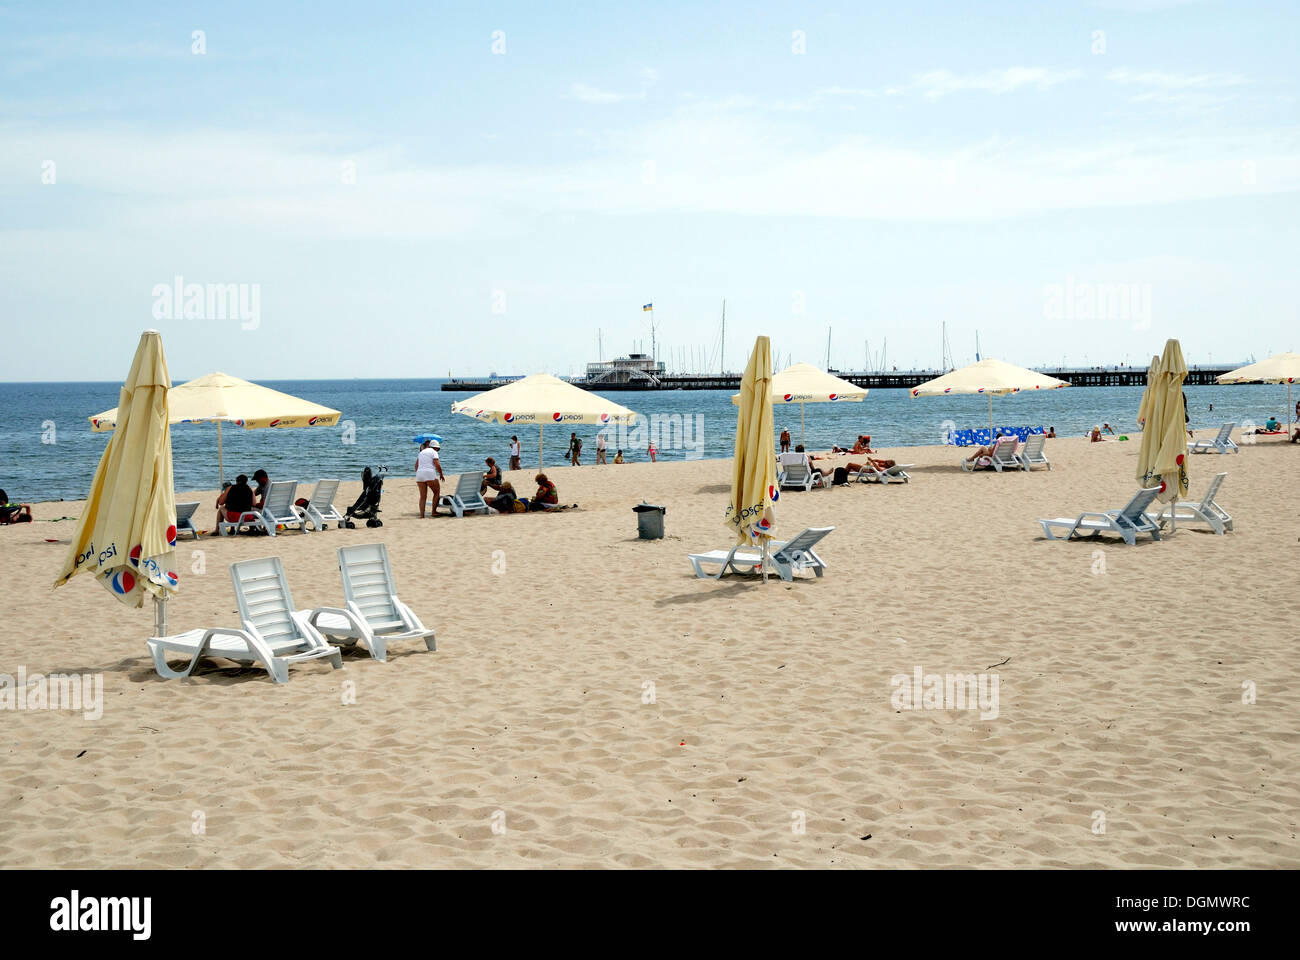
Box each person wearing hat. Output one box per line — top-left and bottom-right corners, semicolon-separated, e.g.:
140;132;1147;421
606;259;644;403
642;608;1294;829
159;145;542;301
415;439;445;518
779;426;791;453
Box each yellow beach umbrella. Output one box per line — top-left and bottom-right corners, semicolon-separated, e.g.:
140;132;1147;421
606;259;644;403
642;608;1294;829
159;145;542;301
1136;339;1189;529
55;330;181;635
89;371;342;486
726;336;777;579
1136;354;1160;428
910;357;1070;439
450;373;637;469
1217;352;1300;435
730;361;867;445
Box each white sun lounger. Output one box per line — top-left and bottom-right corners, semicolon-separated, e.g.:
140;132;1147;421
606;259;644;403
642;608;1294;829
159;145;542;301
777;453;825;491
688;526;835;581
1188;422;1239;454
1156;472;1233;535
302;478;345;531
961;436;1019;472
310;543;436;661
853;462;913;484
146;556;344;682
1016;434;1052;471
218;480;305;536
1038;487;1163;546
174;501;201;540
438;472;492;517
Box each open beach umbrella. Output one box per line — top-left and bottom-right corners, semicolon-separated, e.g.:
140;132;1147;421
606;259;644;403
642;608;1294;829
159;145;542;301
89;371;341;486
1217;352;1300;435
449;373;637;469
1136;354;1160;428
1135;339;1189;530
910;357;1070;439
55;330;180;637
730;361;867;445
412;433;443;444
725;336;778;580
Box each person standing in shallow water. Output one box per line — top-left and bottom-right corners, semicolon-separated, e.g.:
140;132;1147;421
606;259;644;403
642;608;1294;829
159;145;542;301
780;427;791;453
568;432;582;466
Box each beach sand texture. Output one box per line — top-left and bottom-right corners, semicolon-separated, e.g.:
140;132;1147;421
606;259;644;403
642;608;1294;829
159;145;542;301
2;434;1297;869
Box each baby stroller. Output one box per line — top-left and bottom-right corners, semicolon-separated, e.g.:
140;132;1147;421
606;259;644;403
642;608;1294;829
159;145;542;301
345;465;386;528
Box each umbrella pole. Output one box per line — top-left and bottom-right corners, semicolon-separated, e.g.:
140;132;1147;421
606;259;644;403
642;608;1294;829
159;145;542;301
153;595;166;638
217;420;224;488
762;536;769;584
988;394;993;440
539;423;544;471
800;403;806;447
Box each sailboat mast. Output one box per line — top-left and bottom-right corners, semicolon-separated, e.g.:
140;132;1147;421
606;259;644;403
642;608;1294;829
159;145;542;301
720;299;726;374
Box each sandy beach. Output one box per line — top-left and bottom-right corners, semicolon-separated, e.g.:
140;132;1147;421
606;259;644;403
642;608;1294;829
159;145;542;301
2;433;1297;869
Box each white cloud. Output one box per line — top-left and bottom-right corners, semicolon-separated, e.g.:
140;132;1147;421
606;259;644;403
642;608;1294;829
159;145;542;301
1106;68;1250;89
909;67;1084;100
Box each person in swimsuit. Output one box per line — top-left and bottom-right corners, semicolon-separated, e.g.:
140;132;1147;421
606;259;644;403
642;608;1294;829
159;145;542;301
480;457;503;494
215;475;255;530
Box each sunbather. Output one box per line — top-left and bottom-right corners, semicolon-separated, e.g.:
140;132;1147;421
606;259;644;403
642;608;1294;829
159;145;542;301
491;481;528;513
480;457;503;493
0;489;33;524
529;473;559;510
215;475;255;528
251;469;270;508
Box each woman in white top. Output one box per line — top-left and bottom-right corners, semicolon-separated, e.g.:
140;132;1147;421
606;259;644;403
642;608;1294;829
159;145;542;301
415;440;445;518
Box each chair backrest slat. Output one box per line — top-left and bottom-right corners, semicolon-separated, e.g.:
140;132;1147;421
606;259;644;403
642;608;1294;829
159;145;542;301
1202;472;1226;503
338;543;401;625
774;526;834;560
231;557;302;646
1122;488;1161;519
1216;423;1235;442
263;480;298;517
1022;435;1045;458
310;479;340;508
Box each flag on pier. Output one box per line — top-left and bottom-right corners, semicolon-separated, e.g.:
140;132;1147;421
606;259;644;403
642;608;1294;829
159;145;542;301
642;303;653;311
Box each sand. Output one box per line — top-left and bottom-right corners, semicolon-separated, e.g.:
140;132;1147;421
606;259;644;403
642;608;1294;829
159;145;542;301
2;433;1298;869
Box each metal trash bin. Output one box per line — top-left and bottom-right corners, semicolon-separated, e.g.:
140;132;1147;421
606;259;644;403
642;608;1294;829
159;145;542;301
633;501;666;540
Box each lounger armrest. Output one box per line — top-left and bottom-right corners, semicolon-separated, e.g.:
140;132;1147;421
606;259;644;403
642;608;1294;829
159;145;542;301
393;597;429;633
308;606;373;643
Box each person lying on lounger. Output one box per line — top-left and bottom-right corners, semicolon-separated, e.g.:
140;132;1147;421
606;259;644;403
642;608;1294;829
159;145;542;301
965;434;1008;462
0;489;33;524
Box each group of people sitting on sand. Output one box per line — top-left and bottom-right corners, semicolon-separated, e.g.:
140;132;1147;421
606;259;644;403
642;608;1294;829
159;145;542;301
474;457;566;512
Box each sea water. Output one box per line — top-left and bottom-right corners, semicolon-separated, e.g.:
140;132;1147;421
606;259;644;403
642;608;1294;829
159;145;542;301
0;379;1287;501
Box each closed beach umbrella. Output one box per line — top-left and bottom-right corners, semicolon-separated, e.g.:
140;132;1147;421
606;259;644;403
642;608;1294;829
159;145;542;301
450;373;637;469
1136;354;1160;428
1217;352;1300;435
910;357;1070;439
726;336;778;580
55;330;180;636
1135;339;1189;529
89;371;342;486
730;361;867;445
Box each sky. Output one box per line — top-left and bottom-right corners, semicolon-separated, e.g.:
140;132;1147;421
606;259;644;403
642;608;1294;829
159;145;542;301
1;0;1297;382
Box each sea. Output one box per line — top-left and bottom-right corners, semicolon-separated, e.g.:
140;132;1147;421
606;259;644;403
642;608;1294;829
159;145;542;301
0;379;1287;502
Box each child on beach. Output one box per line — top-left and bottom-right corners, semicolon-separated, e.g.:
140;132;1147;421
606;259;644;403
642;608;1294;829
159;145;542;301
614;450;624;464
647;442;657;462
